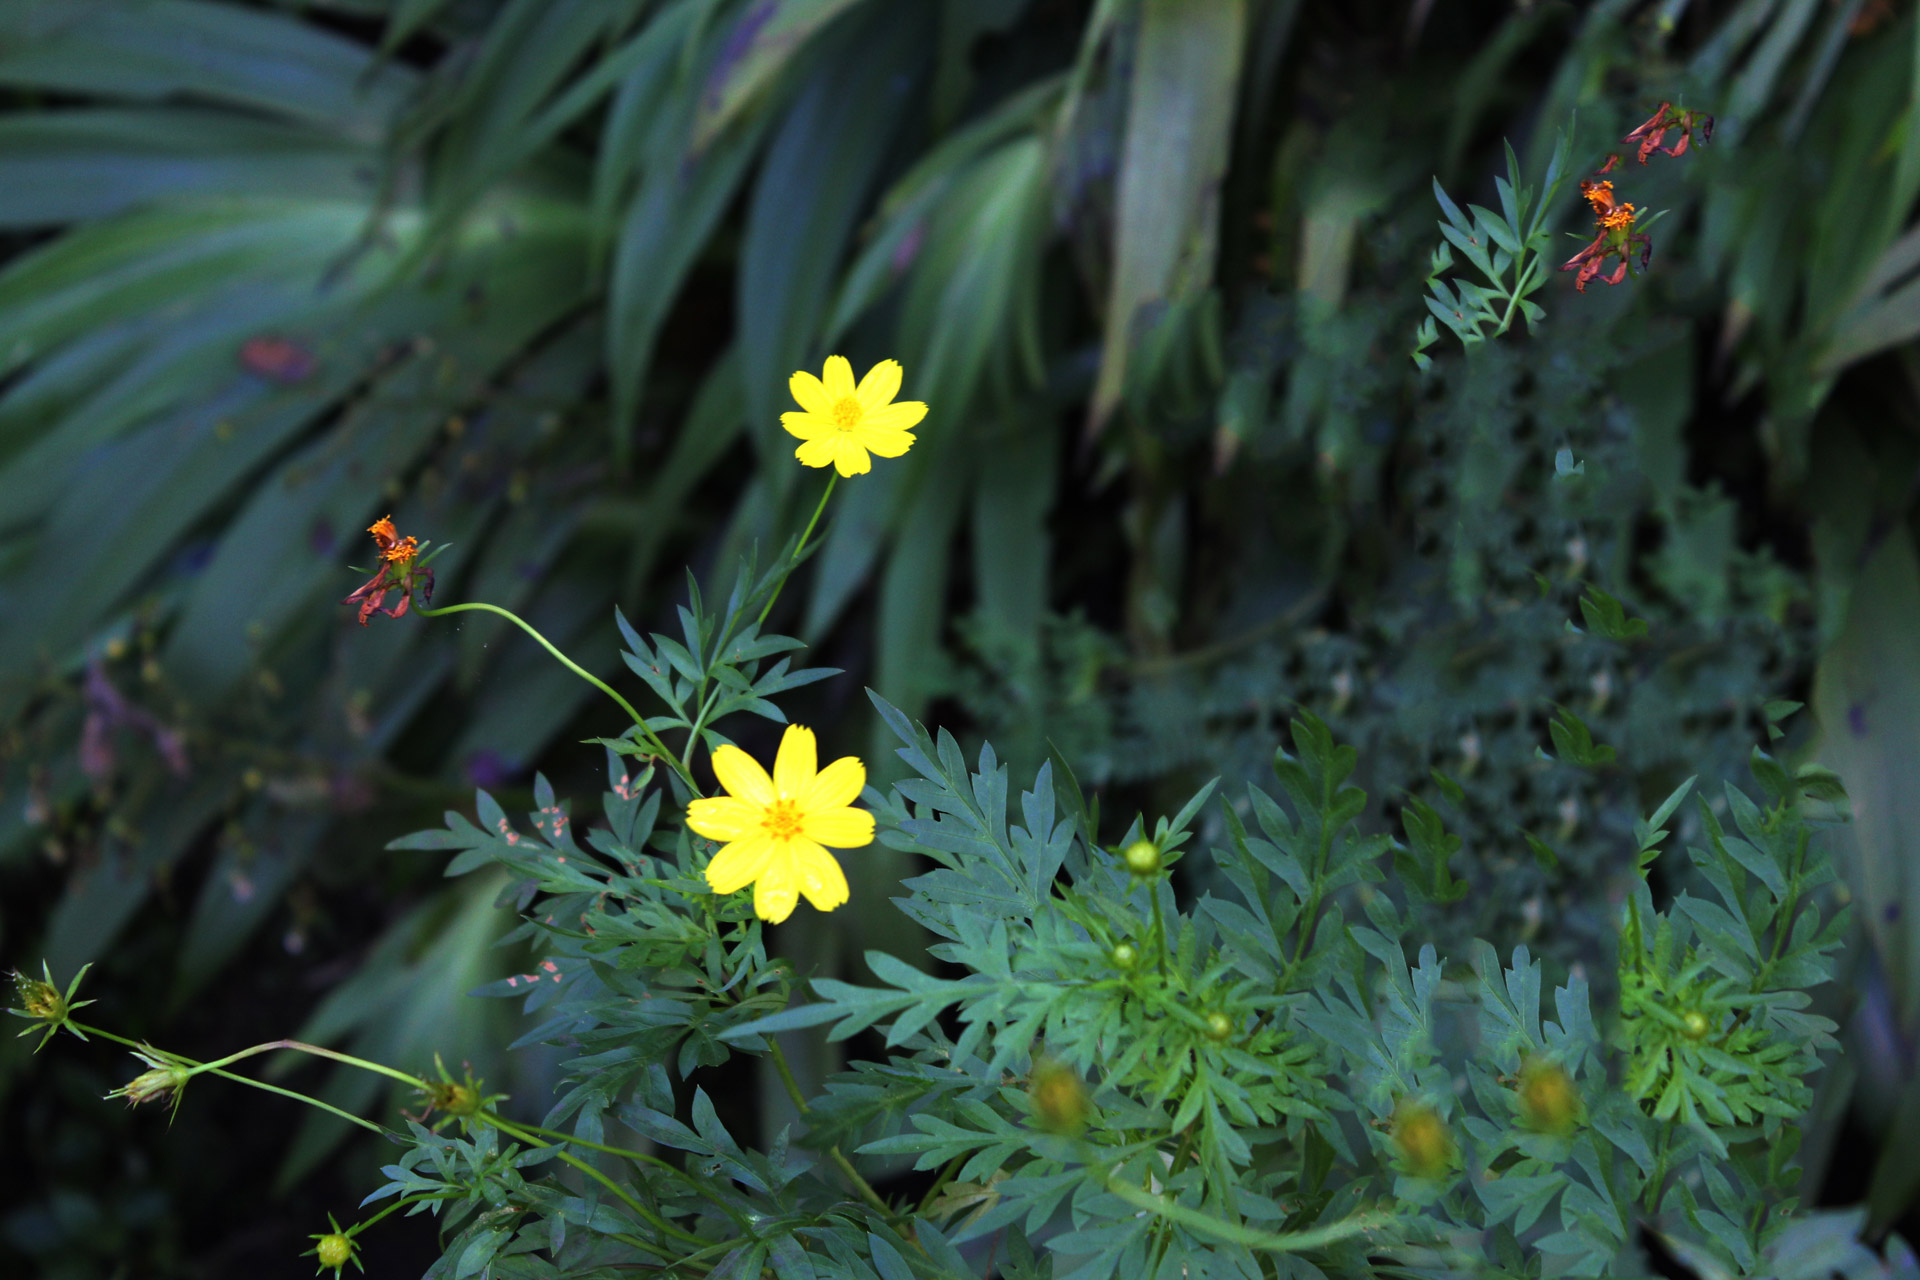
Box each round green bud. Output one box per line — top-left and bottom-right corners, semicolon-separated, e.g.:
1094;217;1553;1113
1029;1060;1090;1135
1110;943;1139;971
1391;1101;1455;1179
1122;839;1162;876
316;1234;354;1270
1517;1058;1580;1134
1681;1010;1712;1040
1204;1012;1235;1042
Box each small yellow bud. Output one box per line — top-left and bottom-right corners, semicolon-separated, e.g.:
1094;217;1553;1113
1109;943;1139;971
9;961;94;1049
1682;1010;1712;1040
107;1049;192;1117
1028;1059;1090;1135
306;1216;362;1276
1122;839;1162;876
316;1234;353;1270
1204;1012;1235;1042
1517;1058;1581;1134
13;970;61;1021
424;1078;482;1118
1391;1101;1455;1179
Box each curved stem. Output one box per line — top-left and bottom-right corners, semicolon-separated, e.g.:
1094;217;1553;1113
416;601;698;792
186;1039;427;1089
767;1040;896;1221
755;474;837;628
76;1025;396;1135
483;1114;701;1250
493;1116;753;1228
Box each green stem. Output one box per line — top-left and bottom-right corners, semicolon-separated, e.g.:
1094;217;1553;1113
755;473;837;628
417;600;698;792
494;1116;753;1228
349;1192;453;1236
76;1025;394;1135
767;1040;896;1221
484;1115;700;1251
1150;884;1170;969
186;1038;427;1089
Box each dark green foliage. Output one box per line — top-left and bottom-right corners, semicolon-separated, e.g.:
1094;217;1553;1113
368;679;1887;1277
7;0;1920;1271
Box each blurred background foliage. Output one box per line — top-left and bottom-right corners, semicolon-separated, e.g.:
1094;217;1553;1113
3;0;1920;1274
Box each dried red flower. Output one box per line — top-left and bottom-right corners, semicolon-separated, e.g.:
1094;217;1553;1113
342;515;434;625
1622;103;1714;164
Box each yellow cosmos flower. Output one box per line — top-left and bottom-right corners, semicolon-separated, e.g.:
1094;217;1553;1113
685;724;874;923
782;356;927;477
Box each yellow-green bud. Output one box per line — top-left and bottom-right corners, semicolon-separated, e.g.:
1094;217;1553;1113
316;1234;353;1270
1391;1101;1455;1179
1204;1012;1235;1042
13;970;61;1021
1517;1058;1580;1134
1122;839;1162;876
1681;1010;1712;1040
424;1078;482;1117
1110;943;1139;971
1028;1059;1090;1135
106;1049;191;1116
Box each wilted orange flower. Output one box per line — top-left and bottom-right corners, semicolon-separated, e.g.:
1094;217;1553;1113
1622;103;1714;164
342;515;433;625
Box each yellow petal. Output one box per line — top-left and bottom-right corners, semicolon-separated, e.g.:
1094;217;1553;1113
782;410;829;441
855;426;914;458
712;743;775;805
802;805;874;849
822;355;856;400
804;756;866;810
687;796;762;841
792;840;850;911
856;359;903;410
832;435;872;477
863;401;927;432
789;369;833;416
705;833;774;895
754;857;799;923
774;723;817;797
795;437;837;469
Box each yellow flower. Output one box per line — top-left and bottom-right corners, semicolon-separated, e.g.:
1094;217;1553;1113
781;356;927;477
685;724;873;923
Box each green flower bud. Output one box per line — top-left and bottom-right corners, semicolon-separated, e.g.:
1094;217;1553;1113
1517;1058;1581;1134
1391;1101;1455;1179
1681;1010;1712;1040
106;1048;192;1119
8;961;95;1050
1109;943;1139;970
1122;839;1162;876
306;1215;363;1276
1204;1012;1235;1042
1028;1059;1090;1135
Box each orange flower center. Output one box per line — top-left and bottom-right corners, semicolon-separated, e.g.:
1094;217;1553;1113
762;800;805;840
1582;180;1614;213
382;535;421;564
831;397;863;430
1601;204;1637;231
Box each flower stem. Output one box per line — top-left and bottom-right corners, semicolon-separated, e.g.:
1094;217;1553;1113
755;473;836;628
75;1025;394;1135
416;600;698;792
482;1114;700;1251
185;1038;427;1089
767;1039;896;1220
